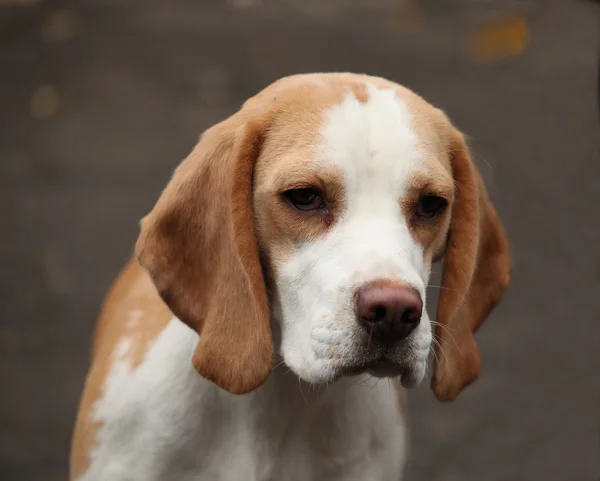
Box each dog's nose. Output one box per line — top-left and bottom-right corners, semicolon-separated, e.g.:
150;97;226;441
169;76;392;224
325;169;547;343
354;282;422;344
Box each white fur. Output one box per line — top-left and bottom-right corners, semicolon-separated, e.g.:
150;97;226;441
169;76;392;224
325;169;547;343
78;85;438;481
79;318;406;481
278;85;433;388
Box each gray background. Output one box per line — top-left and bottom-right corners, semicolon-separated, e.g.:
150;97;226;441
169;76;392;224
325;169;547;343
1;0;599;480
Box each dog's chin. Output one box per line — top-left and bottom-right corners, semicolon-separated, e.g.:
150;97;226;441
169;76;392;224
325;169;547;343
340;358;426;388
343;359;402;378
285;350;427;389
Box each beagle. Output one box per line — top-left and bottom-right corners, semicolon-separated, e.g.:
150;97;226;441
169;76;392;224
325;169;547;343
70;73;511;481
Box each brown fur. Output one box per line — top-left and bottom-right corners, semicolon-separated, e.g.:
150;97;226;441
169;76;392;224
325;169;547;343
70;260;172;479
135;117;274;395
430;130;511;402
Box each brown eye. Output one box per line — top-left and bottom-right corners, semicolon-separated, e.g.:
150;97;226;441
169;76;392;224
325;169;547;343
415;195;447;219
284;188;325;211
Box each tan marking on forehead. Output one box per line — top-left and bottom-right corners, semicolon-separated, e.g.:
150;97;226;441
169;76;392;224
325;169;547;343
256;73;454;186
249;73;454;284
245;72;450;169
70;260;172;480
350;73;454;169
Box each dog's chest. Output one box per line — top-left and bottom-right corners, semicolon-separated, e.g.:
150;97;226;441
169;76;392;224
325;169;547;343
79;319;406;481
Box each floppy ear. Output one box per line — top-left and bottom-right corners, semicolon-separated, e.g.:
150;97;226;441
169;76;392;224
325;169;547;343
431;129;511;402
135;114;274;395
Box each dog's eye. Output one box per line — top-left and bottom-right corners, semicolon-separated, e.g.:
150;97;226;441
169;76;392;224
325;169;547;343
415;195;447;219
284;188;325;211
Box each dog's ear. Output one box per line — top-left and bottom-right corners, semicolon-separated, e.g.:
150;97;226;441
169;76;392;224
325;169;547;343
431;129;511;402
135;112;274;395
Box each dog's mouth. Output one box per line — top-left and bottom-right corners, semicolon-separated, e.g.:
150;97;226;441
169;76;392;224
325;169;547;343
357;358;402;377
343;357;403;378
341;356;423;388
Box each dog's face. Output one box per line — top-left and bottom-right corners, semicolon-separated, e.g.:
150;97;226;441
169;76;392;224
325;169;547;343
136;73;511;401
253;85;454;387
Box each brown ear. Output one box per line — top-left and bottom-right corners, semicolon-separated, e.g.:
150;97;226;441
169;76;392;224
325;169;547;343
135;115;273;395
431;130;511;402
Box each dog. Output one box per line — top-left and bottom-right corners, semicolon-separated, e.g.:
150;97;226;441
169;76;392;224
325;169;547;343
70;72;511;481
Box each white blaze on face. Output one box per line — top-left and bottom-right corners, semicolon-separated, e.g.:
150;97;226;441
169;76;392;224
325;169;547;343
276;85;433;385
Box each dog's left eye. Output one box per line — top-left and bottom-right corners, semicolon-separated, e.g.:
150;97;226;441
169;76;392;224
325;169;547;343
284;188;325;211
415;195;447;219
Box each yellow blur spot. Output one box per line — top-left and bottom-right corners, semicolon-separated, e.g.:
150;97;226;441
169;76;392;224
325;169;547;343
469;12;529;63
30;85;60;119
388;0;422;36
41;10;79;43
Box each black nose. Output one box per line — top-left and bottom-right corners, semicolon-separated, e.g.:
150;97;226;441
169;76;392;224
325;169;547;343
354;281;423;344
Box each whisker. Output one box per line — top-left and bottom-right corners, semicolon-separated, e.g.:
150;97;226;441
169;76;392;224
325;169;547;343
428;343;440;364
367;322;375;352
430;320;462;354
427;346;439;373
431;337;451;366
430;320;458;335
427;284;459;293
298;377;308;404
273;359;286;369
354;374;374;389
346;373;368;389
425;357;432;376
368;377;381;393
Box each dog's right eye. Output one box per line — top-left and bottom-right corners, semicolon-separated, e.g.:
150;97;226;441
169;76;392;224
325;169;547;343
283;188;325;211
415;195;447;219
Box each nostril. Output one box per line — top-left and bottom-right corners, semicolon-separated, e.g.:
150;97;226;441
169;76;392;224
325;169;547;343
401;306;421;325
355;282;423;343
373;306;387;321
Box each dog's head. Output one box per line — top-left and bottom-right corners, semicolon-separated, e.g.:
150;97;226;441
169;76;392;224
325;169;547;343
135;73;511;402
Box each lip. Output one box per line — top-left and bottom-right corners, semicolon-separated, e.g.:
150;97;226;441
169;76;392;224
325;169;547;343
344;358;404;378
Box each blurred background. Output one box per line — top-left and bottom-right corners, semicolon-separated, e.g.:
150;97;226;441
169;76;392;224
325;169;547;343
1;0;599;480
